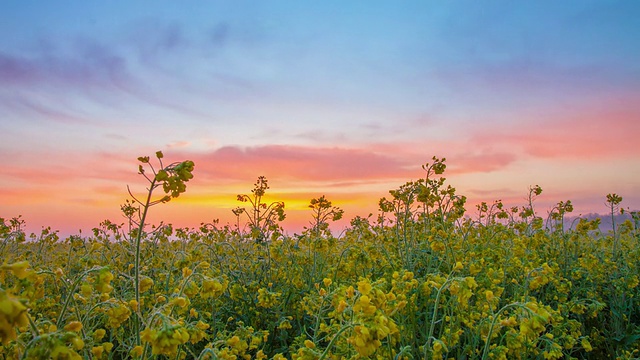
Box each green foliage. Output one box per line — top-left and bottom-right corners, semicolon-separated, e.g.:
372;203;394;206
1;155;639;359
126;151;195;348
306;195;344;238
233;176;286;242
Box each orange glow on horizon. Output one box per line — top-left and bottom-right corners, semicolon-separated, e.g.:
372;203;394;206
3;110;639;238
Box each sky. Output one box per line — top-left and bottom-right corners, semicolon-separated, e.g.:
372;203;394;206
1;1;639;237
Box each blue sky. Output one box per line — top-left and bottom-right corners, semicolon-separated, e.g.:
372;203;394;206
1;1;639;235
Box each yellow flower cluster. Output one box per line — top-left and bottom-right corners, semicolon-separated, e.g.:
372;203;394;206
188;320;210;343
91;341;113;358
138;276;154;293
94;269;114;294
202;278;228;299
257;287;281;308
0;289;29;345
346;278;400;357
140;324;190;356
1;261;32;279
213;335;250;359
105;302;131;328
1;170;639;359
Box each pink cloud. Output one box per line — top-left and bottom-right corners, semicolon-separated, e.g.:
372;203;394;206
177;145;417;182
361;140;520;176
467;94;640;159
3;151;132;186
448;152;518;174
167;141;192;149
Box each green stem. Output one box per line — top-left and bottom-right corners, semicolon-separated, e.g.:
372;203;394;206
481;302;529;360
318;323;355;360
27;312;39;338
196;348;219;360
134;178;157;346
424;276;457;359
56;267;105;328
394;345;414;360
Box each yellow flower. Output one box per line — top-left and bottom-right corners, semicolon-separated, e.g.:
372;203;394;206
353;295;376;315
130;345;144;358
80;284;93;297
95;270;114;294
93;328;106;341
336;299;348;313
499;316;517;327
188;321;209;344
172;297;188;308
140;327;156;343
0;290;29;345
469;263;482;275
182;267;193;277
141;325;190;356
139;277;154;293
3;261;31;279
257;288;281;308
70;336;85;350
92;345;105;358
64;320;83;332
226;335;248;353
304;339;316;349
202;278;227;299
357;279;372;295
346;285;355;298
91;343;114;358
50;344;82;360
433;341;442;351
227;335;240;347
431;339;448;360
105;303;131;328
278;319;291;330
348;325;381;357
542;342;563;359
485;290;495;302
430;241;445;252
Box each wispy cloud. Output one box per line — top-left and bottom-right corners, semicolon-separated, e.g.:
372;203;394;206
179;145;416;183
467;94;640;159
359;139;521;176
0;43;128;90
450;152;519;174
0;28;243;123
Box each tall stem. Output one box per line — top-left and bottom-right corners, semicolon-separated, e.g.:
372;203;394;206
424;277;455;358
481;302;529;360
134;178;156;346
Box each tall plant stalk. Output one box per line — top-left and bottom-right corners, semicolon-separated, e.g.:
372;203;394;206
126;151;195;345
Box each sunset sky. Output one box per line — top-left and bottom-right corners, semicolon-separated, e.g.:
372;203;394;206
2;1;639;237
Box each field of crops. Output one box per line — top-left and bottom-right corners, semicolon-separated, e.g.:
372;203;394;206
1;154;639;359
